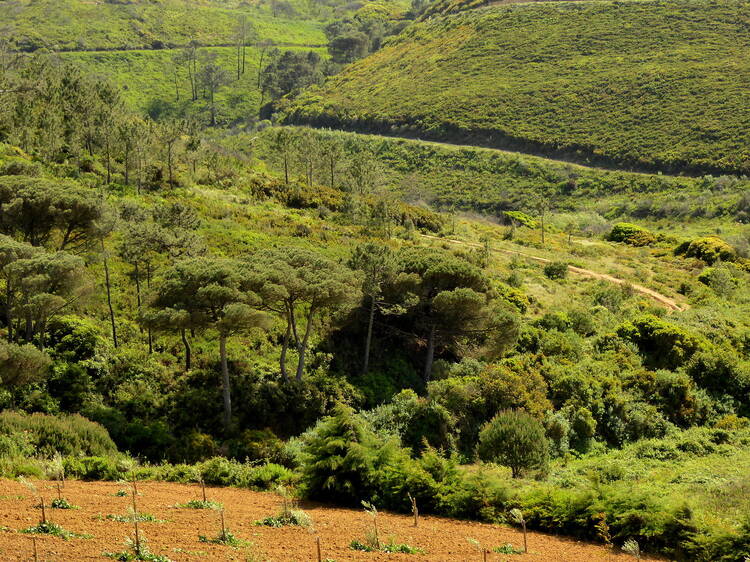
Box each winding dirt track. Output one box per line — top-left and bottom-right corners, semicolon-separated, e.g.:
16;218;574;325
421;234;684;312
0;480;662;561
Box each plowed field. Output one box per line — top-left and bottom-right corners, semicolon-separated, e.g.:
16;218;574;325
0;480;660;561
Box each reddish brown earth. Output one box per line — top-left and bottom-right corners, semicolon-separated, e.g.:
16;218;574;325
0;479;661;561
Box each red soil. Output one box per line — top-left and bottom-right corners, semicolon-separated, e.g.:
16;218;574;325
0;479;661;561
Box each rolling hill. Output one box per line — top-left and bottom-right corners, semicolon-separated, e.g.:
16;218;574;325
284;0;750;175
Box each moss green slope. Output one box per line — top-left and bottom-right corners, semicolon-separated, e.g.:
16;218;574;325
6;0;327;51
285;0;750;175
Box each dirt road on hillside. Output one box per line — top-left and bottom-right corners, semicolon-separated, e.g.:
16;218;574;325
421;234;685;312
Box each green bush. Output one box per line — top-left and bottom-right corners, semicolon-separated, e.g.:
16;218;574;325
616;315;704;370
675;236;736;264
543;261;568;280
0;411;117;458
63;456;123;481
607;223;657;246
300;404;387;504
477;410;549;478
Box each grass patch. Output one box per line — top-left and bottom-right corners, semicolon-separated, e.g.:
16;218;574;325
198;530;247;547
106;513;165;523
255;508;311;528
51;497;78;510
350;539;423;554
177;499;223;510
494;543;524;554
104;537;173;562
20;521;89;540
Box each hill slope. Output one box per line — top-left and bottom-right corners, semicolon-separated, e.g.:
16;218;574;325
285;0;750;175
4;0;331;51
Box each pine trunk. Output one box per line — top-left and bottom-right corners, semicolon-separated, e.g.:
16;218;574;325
220;334;231;431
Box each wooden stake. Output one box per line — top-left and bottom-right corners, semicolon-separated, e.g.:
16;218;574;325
220;509;227;542
40;497;46;524
133;518;141;556
408;493;419;527
483;549;488;562
522;520;527;554
56;482;62;501
316;536;322;562
132;492;141;555
32;537;38;562
201;479;207;503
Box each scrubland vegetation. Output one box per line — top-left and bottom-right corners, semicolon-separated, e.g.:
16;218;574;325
1;0;750;559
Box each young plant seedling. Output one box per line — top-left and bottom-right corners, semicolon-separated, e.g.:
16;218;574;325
622;538;641;560
509;508;528;553
408;493;419;527
361;500;380;550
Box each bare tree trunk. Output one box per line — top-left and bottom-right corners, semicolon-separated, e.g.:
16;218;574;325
220;334;231;430
280;309;291;381
102;239;118;348
423;323;436;383
181;328;191;371
173;69;180;101
5;282;12;342
295;308;315;381
362;295;376;375
134;263;142;333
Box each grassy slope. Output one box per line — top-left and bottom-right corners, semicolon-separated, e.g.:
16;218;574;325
285;0;750;175
5;0;327;51
64;46;327;118
255;127;750;238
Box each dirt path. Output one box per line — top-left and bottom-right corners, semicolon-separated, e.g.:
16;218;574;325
421;234;685;312
0;479;661;561
307;125;704;179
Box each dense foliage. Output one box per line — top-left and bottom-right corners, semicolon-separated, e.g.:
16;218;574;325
0;13;750;560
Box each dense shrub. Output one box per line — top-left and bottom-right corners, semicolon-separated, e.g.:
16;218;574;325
607;223;657;246
675;236;736;264
616;315;704;370
0;411;117;458
543;261;568;280
477;410;549;478
300;403;390;504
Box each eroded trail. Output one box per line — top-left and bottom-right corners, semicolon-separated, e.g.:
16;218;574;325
0;479;662;561
421;234;685;312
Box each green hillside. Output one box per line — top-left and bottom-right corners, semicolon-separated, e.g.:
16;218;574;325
285;0;750;175
5;0;330;51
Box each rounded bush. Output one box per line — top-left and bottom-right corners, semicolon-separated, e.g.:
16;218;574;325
543;261;568;280
607;222;657;246
477;409;549;477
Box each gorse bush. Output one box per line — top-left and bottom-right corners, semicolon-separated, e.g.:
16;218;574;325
675;237;737;264
607;223;657;247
